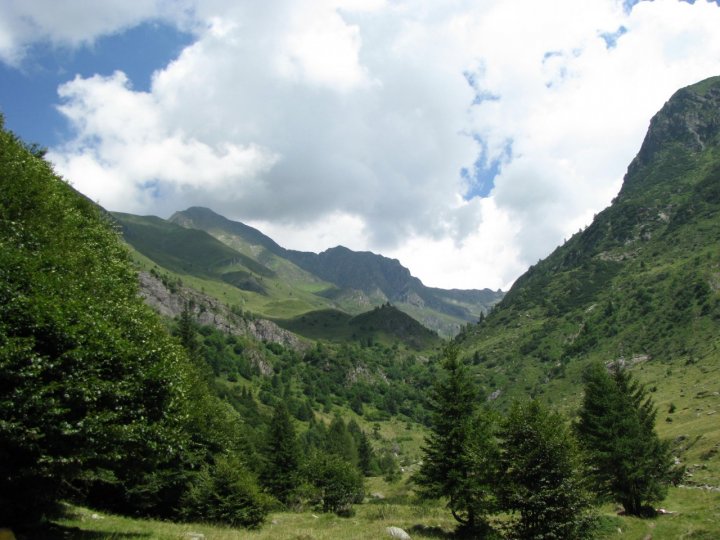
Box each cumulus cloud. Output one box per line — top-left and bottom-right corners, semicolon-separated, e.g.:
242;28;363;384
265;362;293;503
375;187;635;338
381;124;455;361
50;71;279;214
0;0;196;65
6;0;720;289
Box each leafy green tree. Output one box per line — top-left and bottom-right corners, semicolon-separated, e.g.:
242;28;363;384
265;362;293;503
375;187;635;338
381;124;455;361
356;430;376;476
261;402;301;505
414;345;498;530
575;363;672;516
500;400;596;540
0;118;263;527
0;120;204;525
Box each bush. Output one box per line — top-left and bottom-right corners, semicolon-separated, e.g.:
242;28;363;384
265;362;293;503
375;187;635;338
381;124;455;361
180;455;272;528
304;453;364;515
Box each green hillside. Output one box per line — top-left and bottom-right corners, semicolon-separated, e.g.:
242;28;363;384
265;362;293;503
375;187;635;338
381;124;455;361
112;213;341;318
112;212;275;280
170;206;503;335
170;206;330;292
276;304;441;350
457;76;720;486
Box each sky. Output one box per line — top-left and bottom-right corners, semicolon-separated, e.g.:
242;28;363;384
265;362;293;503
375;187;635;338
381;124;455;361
2;1;720;291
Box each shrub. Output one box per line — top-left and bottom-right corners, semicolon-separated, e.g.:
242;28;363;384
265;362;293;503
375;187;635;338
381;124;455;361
181;455;272;528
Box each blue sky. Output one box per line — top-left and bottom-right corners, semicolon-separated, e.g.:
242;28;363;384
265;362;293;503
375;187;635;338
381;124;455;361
0;22;192;147
2;0;720;290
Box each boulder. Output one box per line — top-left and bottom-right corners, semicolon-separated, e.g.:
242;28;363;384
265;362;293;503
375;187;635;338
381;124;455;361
386;526;411;540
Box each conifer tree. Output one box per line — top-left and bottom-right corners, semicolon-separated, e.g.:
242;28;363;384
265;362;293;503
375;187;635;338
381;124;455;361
575;363;672;516
500;400;595;540
261;402;301;505
327;414;358;465
414;344;498;530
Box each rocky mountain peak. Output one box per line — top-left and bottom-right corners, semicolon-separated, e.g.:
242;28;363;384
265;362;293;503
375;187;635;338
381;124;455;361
627;76;720;181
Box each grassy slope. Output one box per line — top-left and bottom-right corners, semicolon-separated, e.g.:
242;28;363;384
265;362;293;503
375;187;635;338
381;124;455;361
39;486;720;539
456;77;720;487
275;305;441;350
170;207;498;336
117;222;338;319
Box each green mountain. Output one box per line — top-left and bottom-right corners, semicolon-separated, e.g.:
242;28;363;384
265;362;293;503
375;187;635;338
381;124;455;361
111;210;445;351
169;206;503;335
457;76;720;485
112;212;275;286
276;303;440;350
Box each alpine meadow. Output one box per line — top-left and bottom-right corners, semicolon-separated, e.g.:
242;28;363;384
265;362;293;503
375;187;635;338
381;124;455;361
3;66;720;540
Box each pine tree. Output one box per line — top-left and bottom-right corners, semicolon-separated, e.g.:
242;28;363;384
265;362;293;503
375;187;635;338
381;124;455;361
500;400;595;540
414;344;498;530
356;430;375;476
173;303;213;383
575;363;672;516
326;415;358;465
261;402;301;505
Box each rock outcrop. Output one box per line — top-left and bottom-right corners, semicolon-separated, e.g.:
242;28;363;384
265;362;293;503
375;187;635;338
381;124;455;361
138;271;308;352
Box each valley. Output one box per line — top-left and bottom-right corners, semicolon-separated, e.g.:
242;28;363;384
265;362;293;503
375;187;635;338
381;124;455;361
2;76;720;539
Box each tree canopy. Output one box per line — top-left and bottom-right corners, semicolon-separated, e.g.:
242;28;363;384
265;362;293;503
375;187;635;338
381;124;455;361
0;118;268;528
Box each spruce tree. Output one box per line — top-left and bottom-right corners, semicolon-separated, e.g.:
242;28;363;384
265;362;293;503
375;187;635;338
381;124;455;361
500;400;595;540
575;363;672;516
326;414;358;465
261;402;301;505
414;344;498;530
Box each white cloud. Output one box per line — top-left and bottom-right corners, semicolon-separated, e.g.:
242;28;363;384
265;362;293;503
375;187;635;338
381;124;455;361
9;0;720;290
0;0;196;65
49;71;279;213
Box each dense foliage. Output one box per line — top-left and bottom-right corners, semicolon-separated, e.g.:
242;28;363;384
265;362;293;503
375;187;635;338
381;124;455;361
0;118;268;528
261;402;301;505
182;318;438;425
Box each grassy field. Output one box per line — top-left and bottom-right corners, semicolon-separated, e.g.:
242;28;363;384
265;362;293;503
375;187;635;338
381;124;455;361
19;486;719;539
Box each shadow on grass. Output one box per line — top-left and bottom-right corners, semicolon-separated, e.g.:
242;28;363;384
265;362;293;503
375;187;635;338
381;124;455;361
408;524;454;539
16;524;151;540
409;522;503;539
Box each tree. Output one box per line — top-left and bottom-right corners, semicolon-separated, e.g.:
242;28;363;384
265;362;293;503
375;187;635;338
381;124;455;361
0;120;204;525
261;402;301;505
575;363;673;516
303;452;364;515
0;118;263;527
356;431;376;476
326;414;358;465
500;400;596;540
414;344;498;530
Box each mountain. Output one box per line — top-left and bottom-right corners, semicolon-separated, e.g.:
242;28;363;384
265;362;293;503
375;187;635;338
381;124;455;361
169;206;503;334
112;211;275;284
275;303;440;350
456;76;720;485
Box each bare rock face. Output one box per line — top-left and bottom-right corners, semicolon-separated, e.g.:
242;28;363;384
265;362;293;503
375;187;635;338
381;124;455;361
138;271;308;354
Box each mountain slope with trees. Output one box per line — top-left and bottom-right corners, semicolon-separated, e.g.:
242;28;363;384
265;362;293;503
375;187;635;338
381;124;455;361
457;75;720;486
169;206;503;335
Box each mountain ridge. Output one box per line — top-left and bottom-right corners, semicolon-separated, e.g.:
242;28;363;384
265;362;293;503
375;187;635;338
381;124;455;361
167;206;503;334
453;76;720;486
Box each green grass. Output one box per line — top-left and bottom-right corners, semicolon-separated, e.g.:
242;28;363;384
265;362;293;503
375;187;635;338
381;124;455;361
30;486;720;540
